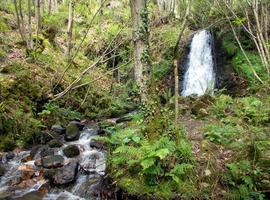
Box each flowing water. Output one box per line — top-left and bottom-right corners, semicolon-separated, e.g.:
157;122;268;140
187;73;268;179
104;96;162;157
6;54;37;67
0;127;106;200
181;30;216;97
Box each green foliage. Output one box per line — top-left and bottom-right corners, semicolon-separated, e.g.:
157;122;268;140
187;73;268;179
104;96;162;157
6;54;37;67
0;135;16;152
97;102;195;199
203;124;241;145
39;102;81;125
234;97;269;125
232;51;267;84
224;160;266;200
152;59;171;80
209;95;233;118
222;40;238;57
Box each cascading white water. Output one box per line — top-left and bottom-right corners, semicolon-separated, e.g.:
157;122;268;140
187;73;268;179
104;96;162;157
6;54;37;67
181;30;216;97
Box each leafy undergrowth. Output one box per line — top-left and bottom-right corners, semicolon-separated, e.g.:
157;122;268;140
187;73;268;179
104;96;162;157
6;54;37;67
97;92;270;199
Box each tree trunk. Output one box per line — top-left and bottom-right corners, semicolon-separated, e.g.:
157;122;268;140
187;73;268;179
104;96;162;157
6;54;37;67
27;0;33;49
18;0;28;45
130;0;150;102
14;0;27;44
67;0;74;60
48;0;52;14
35;0;41;48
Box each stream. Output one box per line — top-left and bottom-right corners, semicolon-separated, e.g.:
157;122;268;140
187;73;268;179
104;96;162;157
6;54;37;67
0;126;106;200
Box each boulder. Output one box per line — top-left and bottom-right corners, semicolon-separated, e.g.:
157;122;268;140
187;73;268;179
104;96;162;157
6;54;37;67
39;131;54;144
65;124;80;141
48;139;63;148
30;145;43;159
69;121;84;131
41;155;64;168
31;145;55;160
63;145;80;158
0;165;5;177
40;148;55;158
191;101;208;117
89;139;103;149
52;162;79;186
5;152;15;160
51;124;66;135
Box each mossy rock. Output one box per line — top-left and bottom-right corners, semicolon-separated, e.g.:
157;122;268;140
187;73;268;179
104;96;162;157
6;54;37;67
48;139;63;148
65;124;80;141
63;145;80;158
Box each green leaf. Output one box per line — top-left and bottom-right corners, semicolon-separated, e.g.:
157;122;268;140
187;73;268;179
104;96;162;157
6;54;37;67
141;158;155;170
155;148;170;159
123;137;131;144
132;135;141;143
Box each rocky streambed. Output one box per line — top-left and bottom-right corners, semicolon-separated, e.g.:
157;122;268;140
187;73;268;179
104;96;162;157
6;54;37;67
0;121;109;200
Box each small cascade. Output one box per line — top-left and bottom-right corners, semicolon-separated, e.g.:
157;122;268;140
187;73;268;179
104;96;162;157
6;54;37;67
0;127;106;200
181;30;216;97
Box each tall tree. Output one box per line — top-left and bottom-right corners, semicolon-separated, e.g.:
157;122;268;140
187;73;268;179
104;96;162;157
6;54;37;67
27;0;33;49
35;0;41;47
14;0;27;44
130;0;150;102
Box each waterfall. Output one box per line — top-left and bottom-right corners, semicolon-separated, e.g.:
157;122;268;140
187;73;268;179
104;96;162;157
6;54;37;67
181;30;216;97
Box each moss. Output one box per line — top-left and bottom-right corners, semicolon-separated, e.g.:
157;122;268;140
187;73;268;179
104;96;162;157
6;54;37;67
0;136;16;152
0;16;9;32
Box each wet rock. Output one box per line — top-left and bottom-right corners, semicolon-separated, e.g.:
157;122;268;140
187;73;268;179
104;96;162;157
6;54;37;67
11;176;22;186
5;152;15;160
43;169;57;182
116;116;132;123
30;145;54;160
18;165;35;180
39;131;54;144
0;191;12;200
52;162;79;186
63;145;80;158
30;145;43;159
40;148;55;158
15;191;45;200
69;120;84;131
41;155;64;169
34;159;42;167
0;165;5;177
48;139;63;148
21;155;32;163
51;124;66;135
90;139;103;149
65;124;80;141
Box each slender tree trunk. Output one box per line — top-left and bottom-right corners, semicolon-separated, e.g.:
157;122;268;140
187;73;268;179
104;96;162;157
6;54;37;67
67;0;73;60
27;0;33;49
35;0;41;47
130;0;150;102
14;0;27;44
48;0;52;14
18;0;28;45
